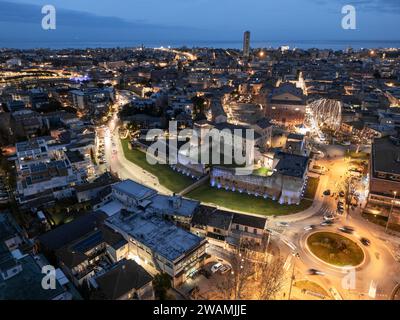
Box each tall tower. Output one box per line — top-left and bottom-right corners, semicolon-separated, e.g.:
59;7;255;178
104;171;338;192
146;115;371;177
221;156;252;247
243;31;251;58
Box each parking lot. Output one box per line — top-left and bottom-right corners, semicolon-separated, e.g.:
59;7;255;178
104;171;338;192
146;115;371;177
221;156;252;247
179;259;232;300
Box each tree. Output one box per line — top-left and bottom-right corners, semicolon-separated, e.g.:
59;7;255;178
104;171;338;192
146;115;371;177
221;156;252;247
252;256;285;300
153;273;172;300
213;238;286;300
214;245;255;300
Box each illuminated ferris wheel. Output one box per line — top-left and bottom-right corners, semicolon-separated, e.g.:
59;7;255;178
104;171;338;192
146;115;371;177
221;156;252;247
307;98;343;132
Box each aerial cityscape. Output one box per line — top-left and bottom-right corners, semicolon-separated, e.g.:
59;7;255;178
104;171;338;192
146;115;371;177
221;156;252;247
0;0;400;307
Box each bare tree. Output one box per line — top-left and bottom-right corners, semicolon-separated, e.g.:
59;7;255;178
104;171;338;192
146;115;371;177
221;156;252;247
252;256;285;300
214;244;255;300
213;238;285;300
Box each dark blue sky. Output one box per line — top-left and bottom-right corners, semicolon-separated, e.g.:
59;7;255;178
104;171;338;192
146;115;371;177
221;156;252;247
0;0;399;48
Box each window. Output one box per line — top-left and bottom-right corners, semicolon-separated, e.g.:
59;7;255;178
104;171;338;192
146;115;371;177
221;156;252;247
236;224;239;230
253;229;257;235
245;226;248;233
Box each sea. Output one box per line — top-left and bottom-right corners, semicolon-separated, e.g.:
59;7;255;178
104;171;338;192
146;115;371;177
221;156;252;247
2;40;400;51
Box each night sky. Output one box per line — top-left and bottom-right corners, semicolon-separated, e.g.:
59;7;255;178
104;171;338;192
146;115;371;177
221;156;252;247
0;0;399;47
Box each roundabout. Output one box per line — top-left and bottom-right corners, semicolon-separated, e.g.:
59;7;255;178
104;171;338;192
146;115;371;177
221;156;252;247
305;232;365;268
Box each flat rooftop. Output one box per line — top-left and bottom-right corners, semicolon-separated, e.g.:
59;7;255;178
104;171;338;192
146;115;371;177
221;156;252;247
372;136;400;175
106;210;205;262
113;180;157;201
147;194;200;218
0;255;65;300
16;139;47;153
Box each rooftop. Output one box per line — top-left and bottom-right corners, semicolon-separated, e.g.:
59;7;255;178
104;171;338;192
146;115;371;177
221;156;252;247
38;212;107;251
106;210;205;262
0;255;65;300
56;225;127;269
275;152;309;178
191;205;233;230
95;259;153;299
232;212;267;229
372;136;400;175
113;180;157;202
147;194;200;218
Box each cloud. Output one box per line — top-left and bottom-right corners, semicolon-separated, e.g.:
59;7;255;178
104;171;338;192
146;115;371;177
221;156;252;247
313;0;400;13
0;0;171;28
0;0;203;44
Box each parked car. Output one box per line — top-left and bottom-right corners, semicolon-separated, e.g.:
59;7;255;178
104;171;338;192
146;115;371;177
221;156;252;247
321;220;334;226
304;225;316;231
323;190;331;196
219;264;232;274
211;263;223;273
276;222;290;228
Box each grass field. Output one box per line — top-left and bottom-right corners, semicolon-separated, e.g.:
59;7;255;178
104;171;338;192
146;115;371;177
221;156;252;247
253;167;272;177
186;184;313;216
294;280;330;298
307;232;364;266
120;139;194;193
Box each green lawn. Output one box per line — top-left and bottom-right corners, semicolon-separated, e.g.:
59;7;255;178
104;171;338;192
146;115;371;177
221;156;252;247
307;232;364;267
186;184;313;216
120;139;194;193
253;167;272;177
294;280;329;298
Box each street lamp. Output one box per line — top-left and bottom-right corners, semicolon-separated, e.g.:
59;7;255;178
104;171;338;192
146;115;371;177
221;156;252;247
287;257;296;300
386;191;397;233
